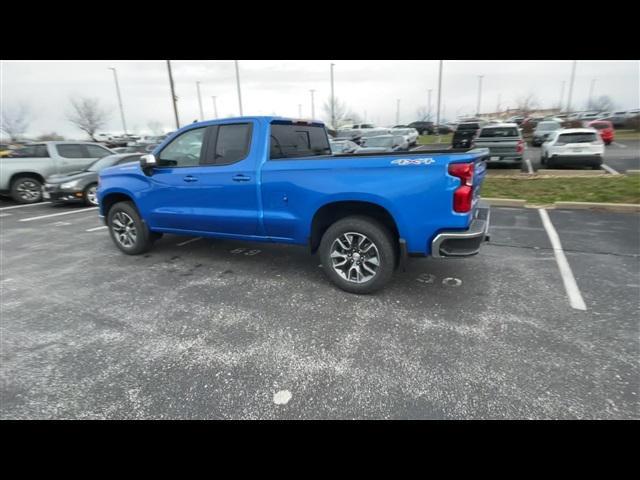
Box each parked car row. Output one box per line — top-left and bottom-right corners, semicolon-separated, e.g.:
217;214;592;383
331;124;419;153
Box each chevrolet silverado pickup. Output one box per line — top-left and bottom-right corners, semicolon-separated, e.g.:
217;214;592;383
0;141;114;203
97;117;490;293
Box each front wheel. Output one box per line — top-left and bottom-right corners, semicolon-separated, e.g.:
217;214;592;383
107;201;154;255
11;176;43;204
84;183;98;206
319;215;396;294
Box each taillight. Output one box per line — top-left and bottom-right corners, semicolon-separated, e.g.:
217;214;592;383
448;162;474;213
516;139;524;154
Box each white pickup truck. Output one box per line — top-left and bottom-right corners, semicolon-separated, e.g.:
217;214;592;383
0;141;114;203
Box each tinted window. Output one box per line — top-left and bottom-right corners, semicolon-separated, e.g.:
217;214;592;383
11;144;49;158
270;123;331;159
213;123;252;165
57;144;87;158
158;128;205;167
479;127;519;137
86;155;122;171
457;123;480;130
86;145;112;158
557;133;597;144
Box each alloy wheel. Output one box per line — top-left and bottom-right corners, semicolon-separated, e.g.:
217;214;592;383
330;232;380;284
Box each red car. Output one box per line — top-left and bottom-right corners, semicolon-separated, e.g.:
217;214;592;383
587;120;615;145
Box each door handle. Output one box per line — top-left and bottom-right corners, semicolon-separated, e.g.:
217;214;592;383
232;174;251;182
183;175;198;182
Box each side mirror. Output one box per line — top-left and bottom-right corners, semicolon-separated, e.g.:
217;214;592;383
140;154;157;176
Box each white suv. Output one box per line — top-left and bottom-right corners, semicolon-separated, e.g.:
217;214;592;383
541;128;604;169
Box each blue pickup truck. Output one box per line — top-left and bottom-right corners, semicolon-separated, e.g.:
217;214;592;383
97;117;490;293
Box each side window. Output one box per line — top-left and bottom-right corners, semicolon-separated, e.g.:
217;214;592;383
158;128;205;167
34;145;49;158
86;145;112;158
213;123;252;165
57;144;87;158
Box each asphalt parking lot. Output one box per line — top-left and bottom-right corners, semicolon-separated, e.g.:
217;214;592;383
1;198;638;419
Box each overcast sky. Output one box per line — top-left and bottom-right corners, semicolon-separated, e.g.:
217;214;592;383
1;60;639;138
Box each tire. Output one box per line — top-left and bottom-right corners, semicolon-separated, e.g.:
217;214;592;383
540;153;547;165
84;183;98;206
319;215;396;294
10;176;43;204
107;201;154;255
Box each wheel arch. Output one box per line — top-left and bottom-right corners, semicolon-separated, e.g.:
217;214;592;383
101;191;137;218
9;171;45;187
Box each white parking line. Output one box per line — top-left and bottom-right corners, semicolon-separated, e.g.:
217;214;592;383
19;207;98;222
86;225;108;232
538;209;587;311
0;202;52;211
612;142;627;149
0;213;12;218
601;164;620;175
525;158;534;174
177;237;202;247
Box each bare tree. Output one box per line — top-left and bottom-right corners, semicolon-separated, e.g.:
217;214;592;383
147;121;164;135
67;97;110;141
587;95;615;112
322;96;361;127
36;132;65;141
416;106;430;121
1;104;31;141
515;93;539;116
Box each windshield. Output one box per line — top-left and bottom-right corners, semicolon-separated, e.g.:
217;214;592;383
457;123;479;130
363;137;393;148
537;122;560;131
557;132;598;144
86;154;121;171
479;127;519;137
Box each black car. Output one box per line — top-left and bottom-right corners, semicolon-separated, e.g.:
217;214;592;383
407;121;435;135
452;122;482;148
43;153;141;206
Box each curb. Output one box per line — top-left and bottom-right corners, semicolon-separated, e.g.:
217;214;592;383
483;198;640;213
553;202;640;213
626;170;640;175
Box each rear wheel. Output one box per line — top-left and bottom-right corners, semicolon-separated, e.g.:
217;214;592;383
10;176;42;204
319;216;396;294
107;201;154;255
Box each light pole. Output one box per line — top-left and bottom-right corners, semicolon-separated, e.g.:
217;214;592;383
559;81;566;112
108;67;127;135
566;60;577;114
330;63;335;129
436;60;443;143
211;96;218;119
310;89;315;119
298;104;302;117
428;89;432;121
476;75;484;117
588;78;597;110
396;99;400;125
234;60;243;116
166;60;180;129
196;81;204;121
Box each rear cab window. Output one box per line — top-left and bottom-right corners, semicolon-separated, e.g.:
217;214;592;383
479;127;519;137
56;144;87;158
270;121;331;159
557;132;598;144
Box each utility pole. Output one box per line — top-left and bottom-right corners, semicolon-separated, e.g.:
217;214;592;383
108;67;127;135
496;94;501;117
476;75;484;117
298;104;302;117
588;78;597;110
166;60;180;129
211;96;218;118
566;60;577;114
330;63;335;129
309;89;315;119
234;60;243;116
436;60;443;143
364;110;367;123
196;81;204;121
396;99;400;125
428;89;432;121
559;81;566;112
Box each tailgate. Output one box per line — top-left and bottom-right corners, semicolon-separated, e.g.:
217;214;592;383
469;148;488;209
474;138;519;155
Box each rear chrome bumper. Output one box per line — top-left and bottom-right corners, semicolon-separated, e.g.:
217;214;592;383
431;203;490;258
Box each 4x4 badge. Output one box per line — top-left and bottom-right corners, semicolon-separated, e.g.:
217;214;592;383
391;158;435;166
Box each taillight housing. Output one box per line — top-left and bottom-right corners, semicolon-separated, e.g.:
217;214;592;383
448;162;474;213
516;139;524;154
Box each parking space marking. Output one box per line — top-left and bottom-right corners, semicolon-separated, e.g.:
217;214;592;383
0;202;52;211
176;237;202;247
612;142;627;149
601;164;620;175
525;159;534;174
538;209;587;311
86;226;108;232
0;213;12;217
19;207;98;222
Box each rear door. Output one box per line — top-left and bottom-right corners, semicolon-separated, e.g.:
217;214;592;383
55;144;111;173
